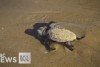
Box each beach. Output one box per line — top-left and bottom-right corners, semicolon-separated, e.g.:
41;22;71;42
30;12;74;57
0;0;100;67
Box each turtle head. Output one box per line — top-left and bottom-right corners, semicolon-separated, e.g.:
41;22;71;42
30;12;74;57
48;21;56;28
48;21;56;25
48;21;61;29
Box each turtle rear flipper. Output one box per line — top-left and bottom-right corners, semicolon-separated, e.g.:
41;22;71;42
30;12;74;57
76;35;85;40
64;42;74;51
64;45;74;51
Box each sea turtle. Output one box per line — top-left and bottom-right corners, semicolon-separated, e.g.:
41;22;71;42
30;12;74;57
37;21;85;51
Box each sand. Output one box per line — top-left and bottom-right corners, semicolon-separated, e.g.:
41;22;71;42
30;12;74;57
0;0;100;67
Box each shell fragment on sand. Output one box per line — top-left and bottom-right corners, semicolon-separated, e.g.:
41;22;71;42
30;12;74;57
48;28;76;42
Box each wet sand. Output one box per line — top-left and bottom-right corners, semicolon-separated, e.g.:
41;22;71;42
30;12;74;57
0;0;100;67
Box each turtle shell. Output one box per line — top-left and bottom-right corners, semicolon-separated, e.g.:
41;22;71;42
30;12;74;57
48;28;76;42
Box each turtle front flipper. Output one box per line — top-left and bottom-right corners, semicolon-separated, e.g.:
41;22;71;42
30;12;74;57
64;42;74;51
43;34;55;52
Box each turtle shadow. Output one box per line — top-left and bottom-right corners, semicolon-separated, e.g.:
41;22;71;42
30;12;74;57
24;22;50;50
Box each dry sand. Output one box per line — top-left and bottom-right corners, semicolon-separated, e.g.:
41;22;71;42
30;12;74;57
0;0;100;67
